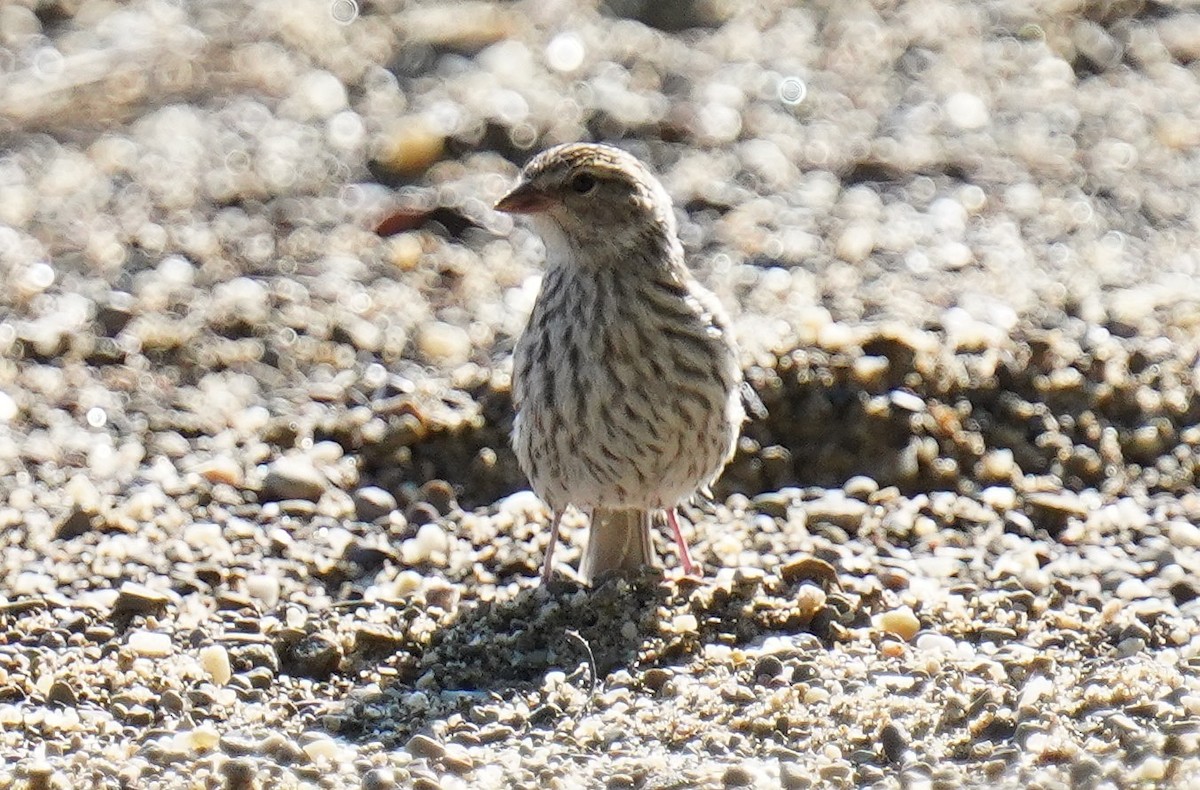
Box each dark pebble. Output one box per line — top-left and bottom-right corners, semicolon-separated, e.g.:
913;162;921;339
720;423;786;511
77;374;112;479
233;643;280;673
641;667;673;692
405;502;440;527
56;506;100;540
113;584;170;617
220;757;258;790
722;765;754;787
343;541;399;572
283;633;342;680
1170;579;1199;604
95;291;135;336
418;479;458;514
354;625;406;654
753;654;785;680
880;722;910;763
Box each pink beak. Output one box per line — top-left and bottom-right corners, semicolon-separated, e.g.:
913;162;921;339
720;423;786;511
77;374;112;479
495;182;553;214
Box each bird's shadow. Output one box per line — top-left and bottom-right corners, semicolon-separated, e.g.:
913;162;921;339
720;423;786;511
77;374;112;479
321;569;692;749
318;546;864;753
415;569;676;690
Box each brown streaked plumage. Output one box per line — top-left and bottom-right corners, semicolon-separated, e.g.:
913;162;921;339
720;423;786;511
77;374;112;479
496;142;744;585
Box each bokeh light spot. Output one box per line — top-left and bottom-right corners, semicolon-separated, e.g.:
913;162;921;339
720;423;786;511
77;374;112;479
779;76;807;105
330;0;358;25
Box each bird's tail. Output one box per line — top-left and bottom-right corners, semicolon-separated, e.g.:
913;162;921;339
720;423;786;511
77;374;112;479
580;509;654;585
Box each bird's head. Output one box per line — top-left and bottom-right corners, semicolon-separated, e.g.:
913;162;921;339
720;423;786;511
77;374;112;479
495;143;677;263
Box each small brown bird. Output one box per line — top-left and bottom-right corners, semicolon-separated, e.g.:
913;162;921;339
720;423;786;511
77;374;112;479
495;143;745;584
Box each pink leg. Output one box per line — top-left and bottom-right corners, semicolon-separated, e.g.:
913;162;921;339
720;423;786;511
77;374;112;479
666;509;698;576
541;510;565;583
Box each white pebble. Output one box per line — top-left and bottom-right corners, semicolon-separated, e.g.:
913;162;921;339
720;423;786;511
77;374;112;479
391;570;425;596
1017;674;1054;713
403;523;449;565
1134;757;1166;781
935;241;973;270
309;441;344;463
302;734;341;762
0;391;17;422
1167;520;1200;548
297;70;348;118
14;569;53;593
671;614;698;633
246;574;280;608
1115;578;1152;600
835;224;874;263
981;486;1017;511
417;321;472;366
874;607;920;641
183;522;227;550
945;91;989;130
978;449;1016;479
157;255;195;288
804;686;830;704
914;633;956;655
415;522;448;554
497;490;546;516
817;321;856;351
127;631;173;658
198;645;232;685
796;583;826;617
178;724;220;753
65;474;101;510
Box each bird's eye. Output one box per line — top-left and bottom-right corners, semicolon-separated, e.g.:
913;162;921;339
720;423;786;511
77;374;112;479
569;173;597;194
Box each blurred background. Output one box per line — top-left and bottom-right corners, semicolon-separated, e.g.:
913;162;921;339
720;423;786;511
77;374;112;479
2;0;1200;519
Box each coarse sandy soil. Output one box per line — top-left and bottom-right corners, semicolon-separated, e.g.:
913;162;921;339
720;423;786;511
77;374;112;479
1;0;1200;787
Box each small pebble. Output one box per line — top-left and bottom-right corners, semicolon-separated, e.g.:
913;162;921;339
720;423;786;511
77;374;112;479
197;456;243;487
262;457;327;502
353;486;398;522
722;764;754;787
915;633;956;655
406;733;445;760
874;607;921;641
199;645;232;685
246;574;281;607
402;523;450;565
127;631;173;658
417;321;472;366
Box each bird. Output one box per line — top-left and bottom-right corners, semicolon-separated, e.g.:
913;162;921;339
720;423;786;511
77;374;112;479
494;142;745;585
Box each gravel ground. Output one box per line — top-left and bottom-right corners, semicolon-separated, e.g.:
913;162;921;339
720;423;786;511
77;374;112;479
2;0;1200;787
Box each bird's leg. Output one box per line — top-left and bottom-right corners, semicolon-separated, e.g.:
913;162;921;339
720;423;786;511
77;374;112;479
666;509;698;576
541;509;566;583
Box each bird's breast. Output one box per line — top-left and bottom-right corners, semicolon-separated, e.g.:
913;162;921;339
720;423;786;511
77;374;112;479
512;266;742;509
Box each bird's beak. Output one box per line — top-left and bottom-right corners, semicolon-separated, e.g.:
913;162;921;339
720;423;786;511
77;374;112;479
495;182;553;214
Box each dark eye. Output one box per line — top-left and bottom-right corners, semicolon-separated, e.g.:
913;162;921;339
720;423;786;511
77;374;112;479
569;173;596;194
